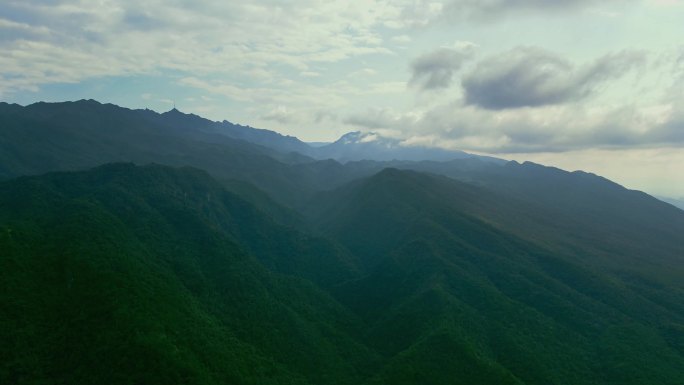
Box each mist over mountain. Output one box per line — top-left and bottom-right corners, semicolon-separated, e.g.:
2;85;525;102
2;100;684;384
311;131;503;163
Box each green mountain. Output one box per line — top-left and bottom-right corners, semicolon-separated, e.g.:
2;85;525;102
3;100;684;384
0;100;358;208
3;163;684;384
0;100;497;208
345;162;684;280
0;164;375;385
307;168;684;384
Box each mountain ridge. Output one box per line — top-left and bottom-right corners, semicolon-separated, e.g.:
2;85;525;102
312;166;684;384
0;99;499;164
3;100;684;384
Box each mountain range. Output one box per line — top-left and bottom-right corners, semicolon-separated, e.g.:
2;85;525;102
1;100;683;384
658;196;684;211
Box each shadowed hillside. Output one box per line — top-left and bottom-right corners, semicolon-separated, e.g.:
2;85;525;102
3;100;684;384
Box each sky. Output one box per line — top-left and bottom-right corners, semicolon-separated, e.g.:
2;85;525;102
1;0;683;198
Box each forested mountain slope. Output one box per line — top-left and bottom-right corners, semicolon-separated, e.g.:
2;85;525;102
3;100;684;384
307;168;684;385
0;164;375;385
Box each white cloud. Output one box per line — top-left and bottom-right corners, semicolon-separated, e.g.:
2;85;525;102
0;1;404;95
262;105;302;124
300;71;322;78
344;96;684;154
349;68;378;78
391;34;412;43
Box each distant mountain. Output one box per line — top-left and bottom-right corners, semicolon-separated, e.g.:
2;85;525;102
339;160;684;281
658;196;684;210
313;131;503;163
306;141;331;148
153;106;317;157
0;99;305;173
0;100;508;209
219;120;316;156
0;100;348;207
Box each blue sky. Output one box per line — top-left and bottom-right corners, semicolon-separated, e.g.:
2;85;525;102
1;0;683;197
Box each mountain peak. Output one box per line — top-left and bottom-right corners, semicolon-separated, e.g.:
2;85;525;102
321;131;479;162
162;107;186;116
336;131;387;145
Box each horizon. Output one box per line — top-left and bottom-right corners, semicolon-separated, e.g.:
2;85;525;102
4;97;683;200
1;1;683;197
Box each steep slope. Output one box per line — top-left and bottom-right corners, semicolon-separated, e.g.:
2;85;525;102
215;119;315;157
388;160;684;280
658;196;684;211
0;164;375;385
308;168;684;385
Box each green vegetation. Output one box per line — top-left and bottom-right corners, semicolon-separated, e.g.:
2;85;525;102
2;164;684;384
0;164;375;385
2;101;684;384
309;168;684;384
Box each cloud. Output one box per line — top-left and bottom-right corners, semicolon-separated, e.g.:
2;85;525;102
391;35;412;43
651;0;683;7
344;97;684;154
393;0;638;25
261;105;301;124
0;1;401;95
409;46;475;91
0;17;51;43
344;107;422;130
381;1;441;29
462;47;645;109
121;10;167;31
443;0;635;21
348;68;377;78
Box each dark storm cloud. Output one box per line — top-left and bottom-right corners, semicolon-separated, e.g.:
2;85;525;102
409;47;474;91
462;47;645;110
